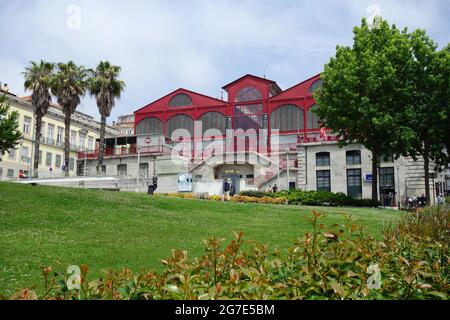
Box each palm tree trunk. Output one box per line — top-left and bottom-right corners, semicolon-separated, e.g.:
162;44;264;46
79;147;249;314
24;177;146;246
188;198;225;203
97;115;106;171
371;151;379;204
423;142;431;205
64;112;71;177
32;114;42;178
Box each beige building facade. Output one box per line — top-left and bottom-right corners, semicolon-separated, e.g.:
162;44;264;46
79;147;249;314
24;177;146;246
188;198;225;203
0;91;119;180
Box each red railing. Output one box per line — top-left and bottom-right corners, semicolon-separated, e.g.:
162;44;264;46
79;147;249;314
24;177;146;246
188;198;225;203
78;144;172;159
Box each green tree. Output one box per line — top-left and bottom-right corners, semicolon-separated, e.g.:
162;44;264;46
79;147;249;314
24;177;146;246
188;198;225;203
23;60;55;178
314;19;415;202
88;61;125;172
0;95;22;159
51;61;89;177
405;32;450;204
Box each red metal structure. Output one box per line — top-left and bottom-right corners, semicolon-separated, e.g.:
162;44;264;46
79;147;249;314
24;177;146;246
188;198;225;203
134;74;334;142
79;74;338;160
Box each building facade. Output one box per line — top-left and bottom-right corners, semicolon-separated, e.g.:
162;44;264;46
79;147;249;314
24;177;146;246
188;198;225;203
77;74;448;206
112;114;135;136
0;90;119;180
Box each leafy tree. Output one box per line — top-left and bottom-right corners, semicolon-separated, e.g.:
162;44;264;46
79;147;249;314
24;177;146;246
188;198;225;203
88;61;125;171
51;61;89;177
23;60;54;177
405;31;450;204
0;94;22;159
314;19;415;202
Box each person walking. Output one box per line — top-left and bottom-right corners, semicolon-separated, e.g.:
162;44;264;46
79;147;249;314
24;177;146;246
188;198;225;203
222;178;231;201
437;194;446;206
272;184;278;193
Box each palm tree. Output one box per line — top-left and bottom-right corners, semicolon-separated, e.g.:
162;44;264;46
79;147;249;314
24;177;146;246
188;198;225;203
23;60;55;178
88;61;125;172
51;61;89;177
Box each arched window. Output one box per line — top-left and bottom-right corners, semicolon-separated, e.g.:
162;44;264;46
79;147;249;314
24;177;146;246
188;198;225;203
136;117;163;135
346;150;361;165
235;87;262;102
199;112;227;134
270;105;304;131
316;152;330;166
169;93;193;107
307;104;320;129
166;114;194;138
308;79;323;94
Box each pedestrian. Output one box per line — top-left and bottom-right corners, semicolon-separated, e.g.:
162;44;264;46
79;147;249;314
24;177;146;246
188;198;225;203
268;185;273;193
222;178;231;201
437;194;446;206
272;184;278;193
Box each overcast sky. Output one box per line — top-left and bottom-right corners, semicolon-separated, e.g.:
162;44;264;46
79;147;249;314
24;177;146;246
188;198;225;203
0;0;449;122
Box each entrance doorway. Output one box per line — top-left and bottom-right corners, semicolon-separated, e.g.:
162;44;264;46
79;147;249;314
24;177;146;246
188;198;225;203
222;174;240;196
380;167;395;206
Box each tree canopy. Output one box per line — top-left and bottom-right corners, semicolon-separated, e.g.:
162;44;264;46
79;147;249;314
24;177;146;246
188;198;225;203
0;95;22;158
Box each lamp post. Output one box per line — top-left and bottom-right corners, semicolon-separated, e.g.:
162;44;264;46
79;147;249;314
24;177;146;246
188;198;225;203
396;164;400;208
285;148;290;191
136;146;141;193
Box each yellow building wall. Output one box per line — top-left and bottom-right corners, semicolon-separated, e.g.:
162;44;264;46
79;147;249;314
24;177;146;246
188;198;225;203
1;99;101;180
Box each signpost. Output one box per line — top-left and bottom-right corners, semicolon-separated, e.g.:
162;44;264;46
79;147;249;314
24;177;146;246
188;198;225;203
178;173;193;192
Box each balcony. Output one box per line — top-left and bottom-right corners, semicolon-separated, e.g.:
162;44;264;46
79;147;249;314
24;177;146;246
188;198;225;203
78;144;173;159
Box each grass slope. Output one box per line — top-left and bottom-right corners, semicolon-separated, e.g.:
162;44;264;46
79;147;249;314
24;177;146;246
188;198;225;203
0;182;400;295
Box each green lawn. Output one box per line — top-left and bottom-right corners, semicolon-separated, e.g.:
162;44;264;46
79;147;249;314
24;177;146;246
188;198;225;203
0;182;401;296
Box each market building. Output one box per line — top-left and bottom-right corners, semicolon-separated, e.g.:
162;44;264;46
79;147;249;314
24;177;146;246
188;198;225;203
77;73;449;206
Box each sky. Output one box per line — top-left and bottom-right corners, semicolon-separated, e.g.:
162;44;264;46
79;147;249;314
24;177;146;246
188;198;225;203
0;0;449;123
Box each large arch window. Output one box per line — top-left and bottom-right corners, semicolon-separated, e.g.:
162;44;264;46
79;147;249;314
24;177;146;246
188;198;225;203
270;104;304;131
307;104;320;129
167;114;194;138
136;117;163;135
308;79;323;94
235;87;262;102
169;93;193;107
199;112;227;134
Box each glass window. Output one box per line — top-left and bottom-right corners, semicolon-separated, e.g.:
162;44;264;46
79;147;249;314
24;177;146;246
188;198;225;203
270;105;304;131
347;169;362;198
316;152;330;166
47;125;54;143
20;146;29;163
8;148;16;160
136;117;163;135
200;112;227;134
57;127;64;144
69;158;75;171
88;136;94;151
381;155;394;163
55;155;62;169
117;164;127;176
307;105;320;129
45;152;52;166
167;114;194;138
169;93;192;107
317;170;331;192
70;131;77;146
139;163;149;178
346;150;361;165
235;87;262;102
79;135;86;151
380;167;395;187
234;104;263;131
308;79;323;94
7;169;14;177
23;116;31;135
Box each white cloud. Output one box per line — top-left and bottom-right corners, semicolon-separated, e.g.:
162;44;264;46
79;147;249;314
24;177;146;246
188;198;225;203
0;0;448;121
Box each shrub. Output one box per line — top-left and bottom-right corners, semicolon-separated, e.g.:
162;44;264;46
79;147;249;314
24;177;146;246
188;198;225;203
10;207;449;300
241;190;380;207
